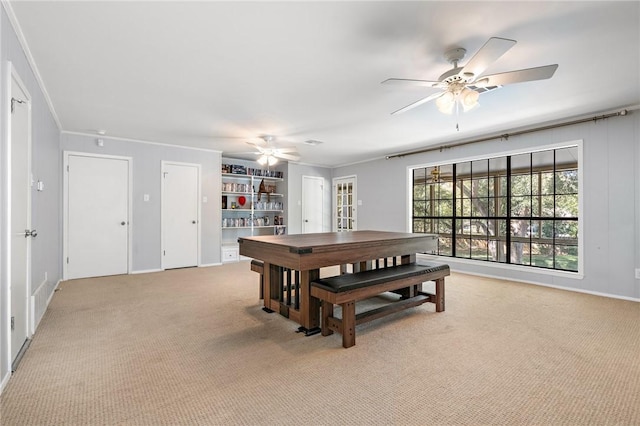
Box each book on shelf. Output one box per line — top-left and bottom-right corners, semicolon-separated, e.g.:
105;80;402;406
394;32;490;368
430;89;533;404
222;163;283;179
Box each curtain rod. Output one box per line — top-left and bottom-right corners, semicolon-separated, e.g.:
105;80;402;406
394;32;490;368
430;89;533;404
385;108;632;160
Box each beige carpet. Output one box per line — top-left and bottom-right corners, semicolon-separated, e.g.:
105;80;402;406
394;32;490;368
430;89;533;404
1;262;638;425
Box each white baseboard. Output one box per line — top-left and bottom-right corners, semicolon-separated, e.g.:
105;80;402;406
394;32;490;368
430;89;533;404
130;269;163;275
31;278;61;334
443;265;640;303
132;265;226;272
472;271;640;302
199;262;222;268
1;370;11;395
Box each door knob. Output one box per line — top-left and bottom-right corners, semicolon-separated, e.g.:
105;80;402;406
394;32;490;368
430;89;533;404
192;220;196;224
121;221;126;226
24;229;37;238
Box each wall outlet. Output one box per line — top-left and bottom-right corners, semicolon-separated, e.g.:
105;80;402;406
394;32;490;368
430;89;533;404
44;271;48;282
636;268;640;279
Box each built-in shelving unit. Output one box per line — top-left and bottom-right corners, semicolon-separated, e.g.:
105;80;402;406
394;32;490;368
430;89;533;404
221;161;287;262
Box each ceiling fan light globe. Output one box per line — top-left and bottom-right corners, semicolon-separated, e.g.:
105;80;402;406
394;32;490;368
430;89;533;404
460;88;480;111
437;102;455;114
267;156;278;166
436;93;455;114
257;155;268;165
441;91;455;102
462;101;479;112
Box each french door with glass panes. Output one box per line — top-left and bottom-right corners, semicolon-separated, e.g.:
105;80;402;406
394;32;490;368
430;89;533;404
333;176;357;232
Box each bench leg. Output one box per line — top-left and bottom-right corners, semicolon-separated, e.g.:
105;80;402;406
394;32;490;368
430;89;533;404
435;278;445;312
341;301;356;348
321;301;334;336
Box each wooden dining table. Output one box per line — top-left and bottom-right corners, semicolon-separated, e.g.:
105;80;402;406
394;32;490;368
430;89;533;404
238;230;437;335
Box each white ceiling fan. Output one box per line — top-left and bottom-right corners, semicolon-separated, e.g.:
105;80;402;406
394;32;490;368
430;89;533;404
382;37;558;116
247;135;300;166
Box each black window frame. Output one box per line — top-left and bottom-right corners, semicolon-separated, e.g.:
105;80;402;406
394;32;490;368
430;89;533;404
411;145;580;273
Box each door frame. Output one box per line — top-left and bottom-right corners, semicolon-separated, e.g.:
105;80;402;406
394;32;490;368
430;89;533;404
2;61;33;374
160;161;201;270
62;151;133;280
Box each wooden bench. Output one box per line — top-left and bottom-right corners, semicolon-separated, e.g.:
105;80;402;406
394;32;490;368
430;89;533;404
311;262;450;348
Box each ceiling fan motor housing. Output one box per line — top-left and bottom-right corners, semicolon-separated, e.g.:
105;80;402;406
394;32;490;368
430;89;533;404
440;47;476;84
439;67;465;84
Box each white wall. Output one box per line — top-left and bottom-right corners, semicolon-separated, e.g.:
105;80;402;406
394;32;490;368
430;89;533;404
61;133;222;271
1;5;62;391
334;112;640;301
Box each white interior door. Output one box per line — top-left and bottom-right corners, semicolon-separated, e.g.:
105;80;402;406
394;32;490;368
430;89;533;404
302;176;324;233
162;162;199;269
66;154;130;279
9;69;32;365
333;176;357;232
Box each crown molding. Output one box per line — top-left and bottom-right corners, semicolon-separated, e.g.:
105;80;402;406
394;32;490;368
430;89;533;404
1;1;62;130
62;130;223;154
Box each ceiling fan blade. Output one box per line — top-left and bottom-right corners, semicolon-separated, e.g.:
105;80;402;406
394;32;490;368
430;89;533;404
232;151;263;155
246;141;266;152
274;147;298;154
275;152;300;161
460;37;516;81
478;64;559;86
391;91;445;115
381;78;441;88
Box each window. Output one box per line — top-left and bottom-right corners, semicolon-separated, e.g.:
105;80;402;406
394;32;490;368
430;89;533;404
412;145;579;272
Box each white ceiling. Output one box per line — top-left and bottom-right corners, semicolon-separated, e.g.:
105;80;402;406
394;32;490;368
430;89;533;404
8;1;640;167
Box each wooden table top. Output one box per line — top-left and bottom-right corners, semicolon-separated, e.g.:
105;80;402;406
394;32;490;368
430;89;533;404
238;231;437;269
238;230;432;253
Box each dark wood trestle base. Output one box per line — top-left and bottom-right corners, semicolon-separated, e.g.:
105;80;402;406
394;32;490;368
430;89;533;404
251;259;310;330
310;262;450;348
250;259;265;300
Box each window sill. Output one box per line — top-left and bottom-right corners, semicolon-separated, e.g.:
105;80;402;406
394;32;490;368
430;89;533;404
417;253;584;280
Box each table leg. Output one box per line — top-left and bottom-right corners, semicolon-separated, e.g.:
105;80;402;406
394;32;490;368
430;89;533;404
400;253;416;264
435;277;445;312
262;262;273;312
396;254;418;299
298;269;321;336
262;262;282;313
